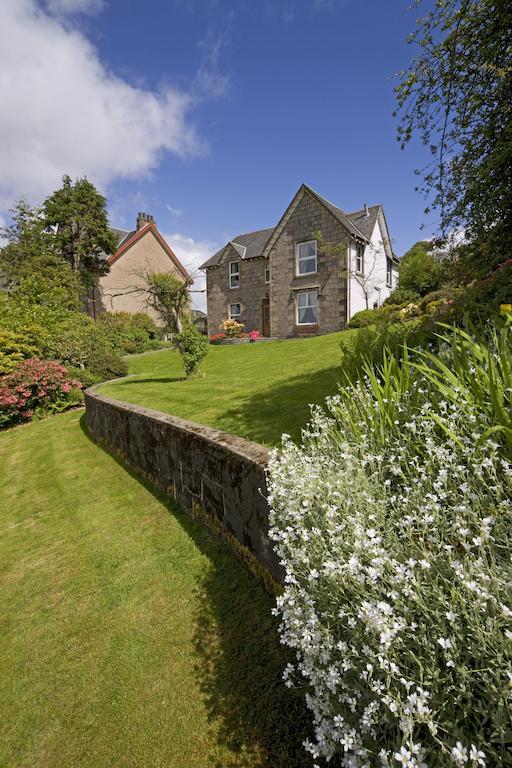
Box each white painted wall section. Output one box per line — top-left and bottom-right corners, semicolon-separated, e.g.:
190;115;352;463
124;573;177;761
348;213;398;320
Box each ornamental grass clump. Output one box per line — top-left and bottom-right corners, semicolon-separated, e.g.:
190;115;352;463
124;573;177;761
267;318;512;767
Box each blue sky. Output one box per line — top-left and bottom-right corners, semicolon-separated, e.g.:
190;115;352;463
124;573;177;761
0;0;434;308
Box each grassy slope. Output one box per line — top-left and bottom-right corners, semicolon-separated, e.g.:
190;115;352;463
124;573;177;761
100;331;353;446
0;411;309;768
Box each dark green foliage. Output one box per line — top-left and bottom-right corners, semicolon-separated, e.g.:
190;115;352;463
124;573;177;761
0;281;126;383
396;241;443;297
348;304;405;329
340;318;432;383
383;287;420;306
174;324;209;377
43;313;127;381
396;0;512;267
450;261;512;324
96;312;159;354
0;200;81;306
43;175;117;287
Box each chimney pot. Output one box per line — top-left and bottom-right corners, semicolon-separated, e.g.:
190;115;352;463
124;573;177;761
136;212;155;230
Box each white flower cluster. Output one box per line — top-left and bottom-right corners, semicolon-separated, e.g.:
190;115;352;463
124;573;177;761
267;378;512;766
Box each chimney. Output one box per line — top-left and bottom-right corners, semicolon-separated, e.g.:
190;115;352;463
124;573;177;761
136;212;155;230
364;203;369;217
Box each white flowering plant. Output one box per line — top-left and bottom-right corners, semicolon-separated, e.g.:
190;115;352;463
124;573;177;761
267;319;512;767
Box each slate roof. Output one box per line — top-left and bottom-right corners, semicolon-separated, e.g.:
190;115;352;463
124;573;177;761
346;205;381;240
306;188;371;241
201;227;275;269
111;227;133;247
200;186;385;270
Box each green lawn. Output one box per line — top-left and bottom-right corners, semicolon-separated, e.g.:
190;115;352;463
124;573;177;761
0;411;309;768
100;331;353;446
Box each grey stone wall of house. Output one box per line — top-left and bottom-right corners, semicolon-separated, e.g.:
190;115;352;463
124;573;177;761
269;191;348;338
206;245;269;336
84;388;281;582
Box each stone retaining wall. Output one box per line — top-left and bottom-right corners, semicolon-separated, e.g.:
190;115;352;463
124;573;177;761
84;388;281;582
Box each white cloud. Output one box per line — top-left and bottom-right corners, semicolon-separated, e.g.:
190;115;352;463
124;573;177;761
166;204;184;218
46;0;104;15
165;232;217;313
0;0;203;208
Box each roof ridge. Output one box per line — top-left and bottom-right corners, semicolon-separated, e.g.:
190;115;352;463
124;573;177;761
346;204;381;217
231;225;275;242
303;185;368;240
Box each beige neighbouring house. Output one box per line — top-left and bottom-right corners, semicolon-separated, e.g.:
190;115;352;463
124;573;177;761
91;212;191;324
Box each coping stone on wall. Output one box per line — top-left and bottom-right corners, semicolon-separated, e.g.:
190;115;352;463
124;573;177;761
84;388;282;582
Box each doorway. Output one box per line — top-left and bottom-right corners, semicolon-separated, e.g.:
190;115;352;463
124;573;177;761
261;299;270;337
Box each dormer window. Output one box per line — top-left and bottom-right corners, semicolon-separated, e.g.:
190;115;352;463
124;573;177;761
229;261;240;289
296;240;317;276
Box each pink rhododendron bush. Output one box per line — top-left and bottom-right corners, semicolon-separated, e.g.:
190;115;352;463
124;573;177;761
267;319;512;767
0;358;83;428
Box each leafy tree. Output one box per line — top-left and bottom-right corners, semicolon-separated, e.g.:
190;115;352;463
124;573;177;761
0;200;80;306
43;175;117;287
396;240;442;297
395;0;512;268
133;270;208;376
140;271;190;333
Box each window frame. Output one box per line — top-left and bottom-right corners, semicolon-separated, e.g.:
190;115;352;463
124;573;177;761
296;289;318;326
355;243;365;275
228;302;241;321
228;260;240;289
264;263;270;284
295;240;318;277
386;258;393;287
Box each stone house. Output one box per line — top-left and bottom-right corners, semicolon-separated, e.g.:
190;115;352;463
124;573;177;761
90;212;190;324
200;184;399;338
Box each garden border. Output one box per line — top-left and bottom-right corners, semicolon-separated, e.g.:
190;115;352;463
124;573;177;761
84;387;281;585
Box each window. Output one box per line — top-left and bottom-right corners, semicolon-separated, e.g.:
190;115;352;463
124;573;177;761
229;303;241;321
296;290;318;325
229;261;240;289
355;243;364;274
386;259;393;287
296;240;317;275
264;264;270;284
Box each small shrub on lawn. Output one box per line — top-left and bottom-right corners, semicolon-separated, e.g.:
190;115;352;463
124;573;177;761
210;333;226;344
0;358;83;428
268;318;512;766
174;324;209;377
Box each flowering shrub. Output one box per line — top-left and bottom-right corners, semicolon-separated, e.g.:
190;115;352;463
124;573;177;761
210;333;226;344
0;358;83;428
220;318;244;338
267;320;512;767
249;330;261;342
